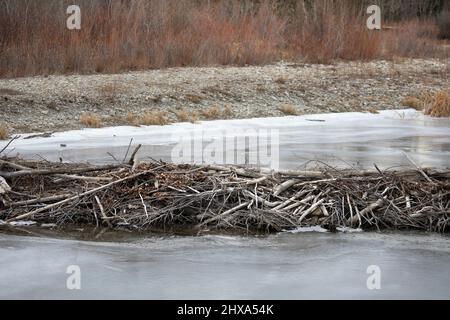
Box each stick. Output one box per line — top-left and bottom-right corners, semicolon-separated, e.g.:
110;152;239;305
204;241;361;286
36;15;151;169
299;199;325;223
198;201;251;226
95;196;112;227
8;194;72;207
1;164;122;179
139;193;149;218
273;179;299;196
7;170;154;222
128;144;142;166
347;198;385;225
0;159;113;182
0;136;20;155
402;152;434;184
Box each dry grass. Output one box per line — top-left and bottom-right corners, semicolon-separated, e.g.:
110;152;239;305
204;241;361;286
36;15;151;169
175;108;199;123
222;105;234;118
139;111;170;126
80;113;102;128
0;0;447;78
278;104;298;116
402;96;426;110
425;91;450;117
126;111;170;126
403;91;450;117
125;113;140;126
201;106;222;120
185;94;203;104
0;125;9;140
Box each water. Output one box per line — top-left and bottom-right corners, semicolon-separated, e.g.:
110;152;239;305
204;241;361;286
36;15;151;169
2;110;450;170
0;230;449;300
1;110;450;300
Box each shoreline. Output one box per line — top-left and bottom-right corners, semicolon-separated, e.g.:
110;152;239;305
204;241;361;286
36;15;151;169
1;58;449;135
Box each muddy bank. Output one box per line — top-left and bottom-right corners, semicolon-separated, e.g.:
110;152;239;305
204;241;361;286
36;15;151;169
0;59;449;134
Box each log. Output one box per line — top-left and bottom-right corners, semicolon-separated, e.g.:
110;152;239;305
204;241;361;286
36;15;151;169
0;164;122;179
347;198;385;225
0;177;11;195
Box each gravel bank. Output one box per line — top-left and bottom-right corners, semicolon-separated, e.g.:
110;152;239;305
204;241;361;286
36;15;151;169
0;58;449;135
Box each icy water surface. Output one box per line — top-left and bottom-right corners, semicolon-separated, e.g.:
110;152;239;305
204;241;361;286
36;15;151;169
0;230;449;300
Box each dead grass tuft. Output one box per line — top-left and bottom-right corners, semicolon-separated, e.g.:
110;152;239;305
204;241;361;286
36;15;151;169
278;104;298;116
402;96;425;110
139;111;170;126
126;111;171;126
80;113;102;128
126;112;139;126
186;94;203;104
222;105;234;118
201;106;222;120
425;91;450;117
0;125;9;140
175;108;199;123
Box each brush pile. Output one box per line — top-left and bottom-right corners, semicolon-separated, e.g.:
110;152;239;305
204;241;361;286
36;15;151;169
1;155;449;233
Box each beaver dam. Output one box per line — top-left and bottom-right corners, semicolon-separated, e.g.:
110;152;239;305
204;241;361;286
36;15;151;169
1;150;449;233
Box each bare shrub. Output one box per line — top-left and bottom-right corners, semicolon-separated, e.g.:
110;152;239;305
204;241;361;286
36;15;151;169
0;0;446;78
437;11;450;40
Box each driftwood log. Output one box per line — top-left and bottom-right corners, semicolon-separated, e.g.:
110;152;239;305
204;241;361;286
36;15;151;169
0;155;449;233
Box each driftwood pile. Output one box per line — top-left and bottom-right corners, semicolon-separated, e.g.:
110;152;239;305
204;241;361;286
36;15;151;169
0;151;449;233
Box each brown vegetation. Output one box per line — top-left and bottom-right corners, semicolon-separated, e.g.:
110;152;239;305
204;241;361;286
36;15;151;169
402;96;426;110
0;125;9;140
175;108;199;123
80;113;102;128
126;111;170;126
278;104;298;115
201;106;222;120
185;94;203;104
403;90;450;117
139;111;170;126
0;0;448;78
425;91;450;117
